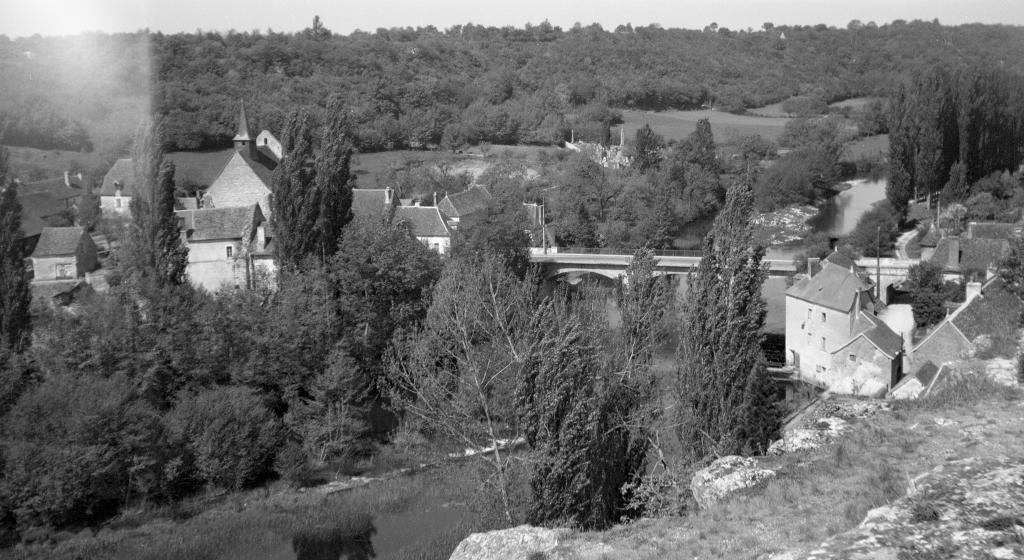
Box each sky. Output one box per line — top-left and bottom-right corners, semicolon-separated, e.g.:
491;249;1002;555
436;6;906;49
3;0;1024;38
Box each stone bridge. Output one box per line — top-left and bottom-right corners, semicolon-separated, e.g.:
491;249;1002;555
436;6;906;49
530;248;807;281
531;250;919;300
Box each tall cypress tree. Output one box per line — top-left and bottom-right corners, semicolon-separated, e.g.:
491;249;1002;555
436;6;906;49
272;108;317;271
313;95;355;260
675;181;779;461
122;121;188;287
0;152;31;353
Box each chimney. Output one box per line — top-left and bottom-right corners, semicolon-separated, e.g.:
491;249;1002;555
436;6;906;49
76;172;83;182
965;281;982;302
807;257;812;277
413;199;421;207
64;171;71;187
949;237;960;269
433;191;437;206
620;126;625;147
384;186;393;206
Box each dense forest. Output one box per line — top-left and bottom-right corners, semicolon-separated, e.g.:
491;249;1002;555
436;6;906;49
3;20;1024;154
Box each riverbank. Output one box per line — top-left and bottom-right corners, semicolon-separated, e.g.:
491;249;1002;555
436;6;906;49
7;457;501;560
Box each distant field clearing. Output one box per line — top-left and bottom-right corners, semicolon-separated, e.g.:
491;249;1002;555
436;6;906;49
619;109;792;143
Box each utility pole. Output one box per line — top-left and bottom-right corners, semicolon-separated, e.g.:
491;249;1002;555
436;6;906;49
876;225;881;302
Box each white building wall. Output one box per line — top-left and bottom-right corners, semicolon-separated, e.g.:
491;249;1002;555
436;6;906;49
30;256;77;281
186;240;245;292
785;296;855;380
418;235;450;256
101;196;132;216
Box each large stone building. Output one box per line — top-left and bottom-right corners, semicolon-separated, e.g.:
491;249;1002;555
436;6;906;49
785;251;904;396
174;204;269;292
200;103;280;212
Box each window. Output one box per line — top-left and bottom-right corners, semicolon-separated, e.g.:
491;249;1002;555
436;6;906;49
115;198;122;208
821;312;826;323
848;353;857;363
55;263;73;279
807;308;812;320
820;337;826;350
226;246;233;258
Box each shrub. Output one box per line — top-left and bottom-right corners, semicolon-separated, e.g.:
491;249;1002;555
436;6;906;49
165;387;282;491
274;440;313;489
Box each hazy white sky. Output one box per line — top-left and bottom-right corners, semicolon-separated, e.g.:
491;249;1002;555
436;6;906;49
4;0;1024;37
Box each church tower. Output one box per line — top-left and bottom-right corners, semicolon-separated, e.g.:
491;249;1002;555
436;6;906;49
233;101;256;159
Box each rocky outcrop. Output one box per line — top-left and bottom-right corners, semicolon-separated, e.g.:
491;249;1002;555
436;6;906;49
800;456;1024;559
690;455;777;510
768;416;848;455
449;525;563;560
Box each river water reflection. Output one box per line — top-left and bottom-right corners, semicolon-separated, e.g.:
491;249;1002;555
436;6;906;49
808;178;888;237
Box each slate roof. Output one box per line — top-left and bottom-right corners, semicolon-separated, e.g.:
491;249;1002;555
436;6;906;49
99;158;136;196
18;192;67;219
967;222;1019;240
31;227;85;257
177;205;262;241
21;176;84;200
951;277;1024;341
855;312;905;358
234;102;252;142
166;149;237;188
930;237;1009;273
785;260;873;312
437;187;492;218
394;206;452;238
351;189;397;220
203;152;275;211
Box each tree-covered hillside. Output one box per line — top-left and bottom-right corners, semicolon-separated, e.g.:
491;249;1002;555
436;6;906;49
2;20;1024;154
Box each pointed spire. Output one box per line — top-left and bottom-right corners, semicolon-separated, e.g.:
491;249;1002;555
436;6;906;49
233;100;252;142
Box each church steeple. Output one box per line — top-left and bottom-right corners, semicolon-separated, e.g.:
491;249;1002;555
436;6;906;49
233;100;257;159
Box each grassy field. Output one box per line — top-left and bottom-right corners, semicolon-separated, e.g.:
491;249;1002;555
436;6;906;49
829;97;883;111
620;109;792;144
5;146;110;183
841;134;889;161
745;100;795;118
563;374;1023;559
351;144;559;189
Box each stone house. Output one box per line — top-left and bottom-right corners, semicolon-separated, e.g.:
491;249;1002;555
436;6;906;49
394;205;453;255
29;227;99;281
352;188;452;255
437;186;492;230
99;158;137;215
910;276;1024;370
785;251;904;396
175;204;267;292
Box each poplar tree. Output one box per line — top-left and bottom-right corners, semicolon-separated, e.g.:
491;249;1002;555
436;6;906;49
122;121;188;287
273;98;355;268
271;108;317;270
0;150;31;353
675;181;779;461
313;96;355;260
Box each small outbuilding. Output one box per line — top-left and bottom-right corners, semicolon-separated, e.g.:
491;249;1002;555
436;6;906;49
29;227;99;281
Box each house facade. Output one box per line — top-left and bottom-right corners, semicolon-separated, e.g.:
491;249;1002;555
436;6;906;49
175;204;267;292
785;251;904;396
29;227;98;281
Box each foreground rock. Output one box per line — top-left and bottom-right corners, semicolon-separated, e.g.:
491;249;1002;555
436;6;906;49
449;525;564;560
690;455;777;510
769;416;848;455
800;456;1024;559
